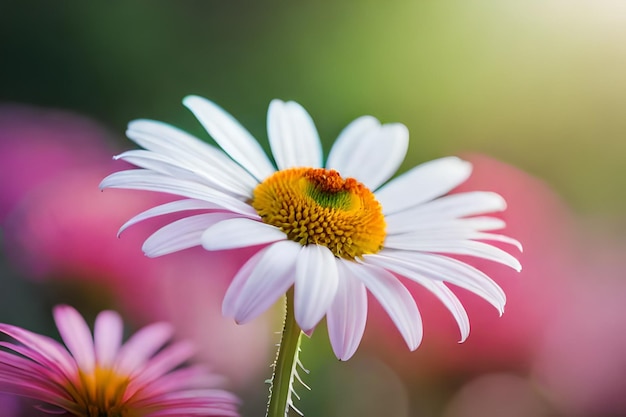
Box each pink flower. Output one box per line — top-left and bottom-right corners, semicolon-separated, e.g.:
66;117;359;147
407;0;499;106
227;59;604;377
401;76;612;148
0;104;273;388
0;305;239;417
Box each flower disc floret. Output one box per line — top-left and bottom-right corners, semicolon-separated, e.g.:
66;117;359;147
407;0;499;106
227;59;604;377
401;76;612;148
76;368;130;417
252;167;386;260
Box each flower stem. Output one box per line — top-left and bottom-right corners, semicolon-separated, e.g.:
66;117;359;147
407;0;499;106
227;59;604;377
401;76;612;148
266;288;303;417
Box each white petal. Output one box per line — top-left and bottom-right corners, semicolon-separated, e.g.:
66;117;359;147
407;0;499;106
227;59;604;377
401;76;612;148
267;99;322;169
386;216;506;236
388;230;522;253
127;119;258;196
362;255;470;341
383;236;522;272
94;311;123;368
479;233;523;252
201;218;287;251
143;213;238;257
115;148;253;199
385;217;522;252
421;281;470;342
346;261;422;350
118;199;250;236
327;116;379;168
183;95;275;181
53;306;95;373
365;250;506;314
222;241;300;323
115;150;202;182
386;191;507;225
327;260;368;360
326;116;409;190
375;157;472;215
100;170;258;217
294;245;339;332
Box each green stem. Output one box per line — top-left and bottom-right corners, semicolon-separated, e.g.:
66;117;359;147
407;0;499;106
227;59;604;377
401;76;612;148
266;288;303;417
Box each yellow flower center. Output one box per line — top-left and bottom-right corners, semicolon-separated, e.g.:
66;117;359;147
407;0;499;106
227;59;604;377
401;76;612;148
67;367;136;417
252;167;386;260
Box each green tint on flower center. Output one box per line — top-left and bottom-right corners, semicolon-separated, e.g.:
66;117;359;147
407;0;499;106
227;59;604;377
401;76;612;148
252;167;386;260
302;170;355;210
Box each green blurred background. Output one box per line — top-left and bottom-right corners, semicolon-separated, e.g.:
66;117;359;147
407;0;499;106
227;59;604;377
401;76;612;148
2;2;626;416
3;0;625;220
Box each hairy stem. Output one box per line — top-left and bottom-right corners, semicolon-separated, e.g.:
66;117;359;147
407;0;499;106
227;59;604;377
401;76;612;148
266;288;304;417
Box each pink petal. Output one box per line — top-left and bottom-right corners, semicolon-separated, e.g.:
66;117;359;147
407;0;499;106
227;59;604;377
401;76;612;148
125;341;195;401
0;334;75;382
114;322;173;374
94;310;123;368
52;305;95;373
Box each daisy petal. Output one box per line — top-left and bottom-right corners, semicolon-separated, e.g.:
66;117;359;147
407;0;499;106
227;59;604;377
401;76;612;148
201;218;287;251
326;116;379;169
114;149;252;199
326;116;409;190
127;119;258;196
94;311;123;368
366;250;506;314
183;95;276;181
268;99;323;169
386;191;507;224
294;245;339;333
118;199;247;236
362;255;470;341
347;262;422;350
375;157;472;215
222;241;300;323
327;260;368;360
473;233;524;252
384;236;521;272
421;281;470;342
53;306;95;373
143;213;239;257
386;216;507;235
100;170;258;217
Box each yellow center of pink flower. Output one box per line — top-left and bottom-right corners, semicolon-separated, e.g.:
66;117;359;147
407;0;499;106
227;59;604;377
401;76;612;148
252;167;386;260
68;367;132;417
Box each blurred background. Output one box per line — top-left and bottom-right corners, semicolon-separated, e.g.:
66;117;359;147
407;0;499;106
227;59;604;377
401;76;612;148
1;1;625;416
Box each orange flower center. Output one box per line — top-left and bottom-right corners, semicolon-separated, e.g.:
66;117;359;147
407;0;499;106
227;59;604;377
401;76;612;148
66;367;134;417
252;168;386;260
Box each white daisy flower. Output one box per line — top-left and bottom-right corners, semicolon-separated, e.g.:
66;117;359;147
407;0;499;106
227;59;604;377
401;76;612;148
100;96;521;361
